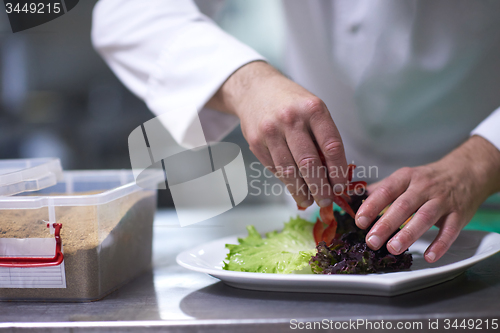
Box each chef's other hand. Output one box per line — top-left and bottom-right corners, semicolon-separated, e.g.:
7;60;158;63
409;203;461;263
207;61;348;208
356;135;500;263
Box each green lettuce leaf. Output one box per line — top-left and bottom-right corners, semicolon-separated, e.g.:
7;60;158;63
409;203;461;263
223;216;317;274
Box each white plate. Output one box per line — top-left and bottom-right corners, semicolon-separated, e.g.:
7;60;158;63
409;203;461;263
176;229;500;296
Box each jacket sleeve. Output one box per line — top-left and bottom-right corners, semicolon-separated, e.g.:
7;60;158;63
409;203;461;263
471;106;500;151
91;0;264;147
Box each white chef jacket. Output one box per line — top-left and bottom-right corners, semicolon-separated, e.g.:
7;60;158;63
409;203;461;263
92;0;500;179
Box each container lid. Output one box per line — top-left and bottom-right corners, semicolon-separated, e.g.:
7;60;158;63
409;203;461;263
0;158;63;196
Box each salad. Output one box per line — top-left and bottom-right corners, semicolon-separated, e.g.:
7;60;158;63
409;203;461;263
223;165;413;275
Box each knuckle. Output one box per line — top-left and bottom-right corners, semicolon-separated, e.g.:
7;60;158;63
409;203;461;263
258;120;279;137
395;197;413;213
322;140;345;160
376;185;394;203
247;135;260;150
441;224;460;239
278;107;300;126
434;238;451;252
297;156;316;170
419;165;435;176
398;227;417;244
303;97;327;119
265;165;277;174
276;165;296;179
303;96;324;113
396;167;413;179
434;226;460;252
417;208;437;225
374;219;394;235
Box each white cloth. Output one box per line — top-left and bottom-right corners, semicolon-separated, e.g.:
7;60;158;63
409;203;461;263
92;0;500;179
91;0;264;146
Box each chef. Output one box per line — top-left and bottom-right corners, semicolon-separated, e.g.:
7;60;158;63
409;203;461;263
92;0;500;263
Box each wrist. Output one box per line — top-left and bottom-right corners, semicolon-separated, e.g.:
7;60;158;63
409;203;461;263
206;61;280;117
443;135;500;202
470;135;500;195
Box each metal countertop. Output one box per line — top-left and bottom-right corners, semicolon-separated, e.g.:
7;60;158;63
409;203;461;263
1;206;499;332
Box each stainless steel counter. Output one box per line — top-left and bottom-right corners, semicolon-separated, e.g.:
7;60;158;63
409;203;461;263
1;206;499;332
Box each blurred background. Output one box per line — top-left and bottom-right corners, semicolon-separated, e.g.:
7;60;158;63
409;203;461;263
0;0;288;207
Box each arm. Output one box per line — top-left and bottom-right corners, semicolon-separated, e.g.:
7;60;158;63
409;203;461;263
92;0;349;208
91;0;264;146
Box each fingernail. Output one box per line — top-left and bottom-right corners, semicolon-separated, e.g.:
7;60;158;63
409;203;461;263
426;252;436;262
300;200;314;208
357;216;370;229
389;239;402;253
318;199;332;208
367;235;382;249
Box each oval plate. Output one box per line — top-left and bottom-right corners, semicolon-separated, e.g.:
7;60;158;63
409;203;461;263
176;229;500;296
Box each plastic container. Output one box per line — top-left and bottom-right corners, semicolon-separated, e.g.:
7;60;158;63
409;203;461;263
0;158;63;196
0;168;161;302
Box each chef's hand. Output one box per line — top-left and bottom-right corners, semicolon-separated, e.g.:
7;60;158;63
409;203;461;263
206;61;348;208
356;135;500;263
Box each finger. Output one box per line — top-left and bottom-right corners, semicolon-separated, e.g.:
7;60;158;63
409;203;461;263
308;104;348;187
250;142;313;207
424;213;461;263
249;144;275;174
366;188;426;250
366;180;382;195
386;199;444;255
266;136;314;208
285;130;335;207
356;168;412;229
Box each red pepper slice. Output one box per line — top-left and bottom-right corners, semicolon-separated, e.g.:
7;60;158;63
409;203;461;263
322;216;338;246
347;164;356;182
319;205;334;225
351;180;367;188
313;218;324;245
332;195;356;219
